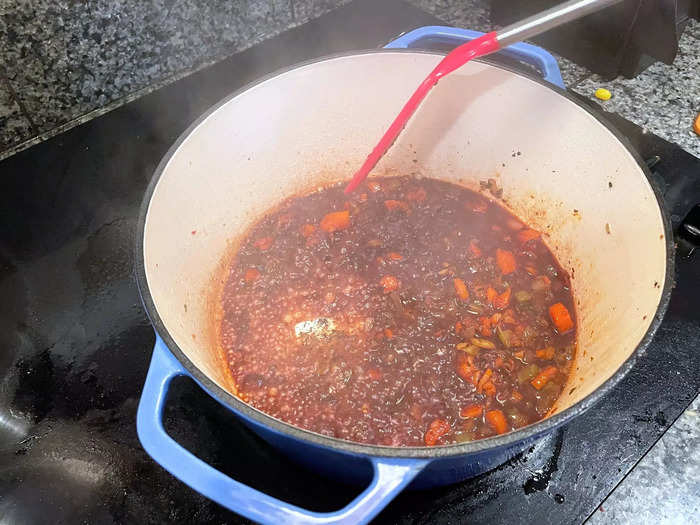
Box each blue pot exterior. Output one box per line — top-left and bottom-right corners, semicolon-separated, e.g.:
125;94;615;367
137;338;433;525
243;412;540;490
134;25;675;525
136;336;557;524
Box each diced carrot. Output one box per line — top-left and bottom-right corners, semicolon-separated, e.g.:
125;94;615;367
496;249;517;275
535;346;556;360
530;365;558;390
482;382;497;397
485;409;509;435
320;210;350;232
384;328;394;339
253;236;273;251
406;187;427;202
384;200;410;212
460;404;483;419
502;309;517;325
367;368;382;381
477;368;493;393
367;181;382;193
549;303;574;334
387;252;404;261
518;228;541;244
486;287;498;305
469;239;482;257
494;288;511;310
424;418;451;446
479;316;492;337
456;358;471;382
525;265;538;276
455;321;463;333
301;224;316;237
454;278;470;301
470;368;480;387
456;353;476;383
511;389;524;401
244;268;260;282
380;275;400;293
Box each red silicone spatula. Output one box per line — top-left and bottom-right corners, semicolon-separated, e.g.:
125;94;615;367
344;0;622;194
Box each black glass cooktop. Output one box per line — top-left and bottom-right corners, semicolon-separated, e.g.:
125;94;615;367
1;1;698;523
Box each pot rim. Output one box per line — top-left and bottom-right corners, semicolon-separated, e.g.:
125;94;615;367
134;49;675;459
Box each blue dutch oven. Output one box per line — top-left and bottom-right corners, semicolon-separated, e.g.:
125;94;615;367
135;27;673;524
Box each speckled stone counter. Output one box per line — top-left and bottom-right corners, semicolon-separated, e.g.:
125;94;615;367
0;0;350;158
571;30;700;160
588;395;700;524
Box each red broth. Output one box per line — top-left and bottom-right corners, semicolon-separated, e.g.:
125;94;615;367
219;176;576;446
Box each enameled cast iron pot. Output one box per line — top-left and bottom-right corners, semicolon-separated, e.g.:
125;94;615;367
135;27;673;525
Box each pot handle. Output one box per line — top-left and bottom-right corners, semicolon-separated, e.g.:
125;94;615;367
385;25;565;88
137;337;429;524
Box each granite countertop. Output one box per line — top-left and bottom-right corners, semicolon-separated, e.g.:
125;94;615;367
588;395;700;523
0;0;353;157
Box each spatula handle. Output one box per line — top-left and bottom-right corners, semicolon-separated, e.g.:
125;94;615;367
496;0;623;48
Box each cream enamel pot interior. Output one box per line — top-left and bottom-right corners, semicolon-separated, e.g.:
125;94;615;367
136;48;672;524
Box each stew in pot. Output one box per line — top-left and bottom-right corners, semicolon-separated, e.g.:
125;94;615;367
219;176;576;446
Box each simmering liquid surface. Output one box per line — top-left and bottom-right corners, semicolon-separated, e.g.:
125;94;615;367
219;176;576;446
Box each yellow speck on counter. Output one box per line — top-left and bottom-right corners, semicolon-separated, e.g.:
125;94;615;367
595;88;611;101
